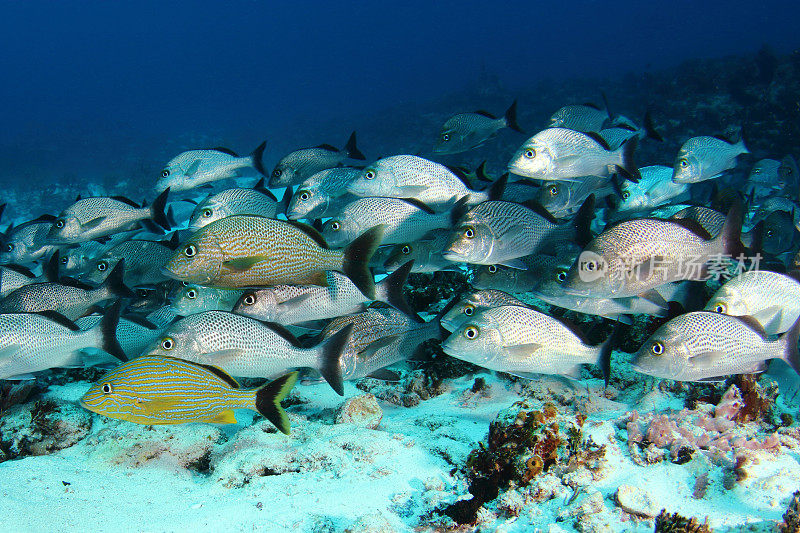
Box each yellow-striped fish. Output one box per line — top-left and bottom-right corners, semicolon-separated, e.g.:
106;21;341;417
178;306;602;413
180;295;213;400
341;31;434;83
80;355;298;433
162;215;384;299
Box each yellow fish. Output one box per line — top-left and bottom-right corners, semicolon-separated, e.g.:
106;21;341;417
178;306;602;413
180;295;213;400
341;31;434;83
163;215;384;299
80;355;298;433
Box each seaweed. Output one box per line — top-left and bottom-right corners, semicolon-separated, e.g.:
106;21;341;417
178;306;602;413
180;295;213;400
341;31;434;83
653;510;712;533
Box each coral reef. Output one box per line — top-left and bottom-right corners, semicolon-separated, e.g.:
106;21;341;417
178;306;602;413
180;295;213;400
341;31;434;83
782;490;800;533
653;510;711;533
0;399;91;461
336;393;383;429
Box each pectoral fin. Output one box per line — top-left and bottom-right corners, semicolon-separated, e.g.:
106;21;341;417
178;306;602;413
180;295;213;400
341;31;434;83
184;160;202;176
81;217;107;231
223;256;269;271
359;335;400;359
503;342;543;360
202;349;246;365
498;258;528;270
751;306;784;333
209;410;238;424
0;344;22;359
397;185;430;197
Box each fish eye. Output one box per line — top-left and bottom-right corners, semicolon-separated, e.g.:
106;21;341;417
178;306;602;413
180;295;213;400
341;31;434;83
548;185;558;196
184;244;197;257
441;133;450;142
60;256;68;265
4;243;13;252
487;265;498;273
524;149;536;159
160;337;175;351
753;168;761;174
556;270;568;282
96;261;108;272
101;383;113;394
622;191;630;200
679;159;689;168
463;304;475;316
766;229;774;237
160;170;170;178
401;245;411;254
463;326;479;339
298;190;311;201
243;293;256;306
136;288;149;297
330;221;341;231
202;208;213;218
713;303;727;313
464;226;475;239
186;289;197;299
272;168;282;178
55;220;65;229
364;170;376;180
650;341;664;355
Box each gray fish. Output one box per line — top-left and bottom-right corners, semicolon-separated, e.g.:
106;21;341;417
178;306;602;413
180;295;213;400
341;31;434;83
536;175;614;219
632;311;800;381
672;135;748;183
76;305;176;360
440;289;528;332
188;178;279;230
0;303;125;380
472;261;544;293
443;196;593;268
670;206;762;252
614;166;691;216
747;159;781;188
548;102;610;132
563;204;743;298
82;236;178;287
433;100;523;154
232;261;414;325
384;230;459;273
287;167;363;220
58;233;134;277
705;270;800;334
0;261;133;320
0;215;60;265
269;132;365;188
508;128;640;182
170;284;245;316
143;310;353;395
322;197;457;248
155;143;266;192
347;155;502;210
46;190;170;244
779;155;799;196
442;305;613;382
0;265;40;298
597;112;663;150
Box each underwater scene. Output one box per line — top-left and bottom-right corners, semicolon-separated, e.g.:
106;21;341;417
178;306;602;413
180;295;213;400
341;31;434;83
1;2;800;531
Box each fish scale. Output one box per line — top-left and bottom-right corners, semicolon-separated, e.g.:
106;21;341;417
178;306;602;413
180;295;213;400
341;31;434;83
83;239;174;286
189;187;278;230
288;167;362;220
440;289;528;332
672;136;748;183
0;219;58;264
156;146;264;192
549;104;610;132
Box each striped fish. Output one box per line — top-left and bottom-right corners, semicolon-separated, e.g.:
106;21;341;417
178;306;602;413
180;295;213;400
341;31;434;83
163;215;385;299
80;355;298;433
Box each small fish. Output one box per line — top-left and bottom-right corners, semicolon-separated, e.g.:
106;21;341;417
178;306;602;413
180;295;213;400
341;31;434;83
322;197;457;248
632;311;800;381
563;203;744;298
82;236;179;287
597;112;663;150
171;284;245;315
144;311;352;395
705;270;800;334
614;166;691;216
0;261;133;320
286;167;363;220
442;305;613;382
384;230;459;273
472;261;543;293
76;306;174;360
746;158;781;188
58;233;133;277
672;135;748;183
155;142;267;192
347;155;504;210
0;215;60;265
433;100;523;154
81;356;298;432
163;216;384;299
536;175;614;219
444;196;593;268
0;302;125;380
187;178;279;230
232;261;414;325
46;190;171;244
548;102;610;132
779;155;799;195
508;128;640;182
270;132;365;188
440;289;528;332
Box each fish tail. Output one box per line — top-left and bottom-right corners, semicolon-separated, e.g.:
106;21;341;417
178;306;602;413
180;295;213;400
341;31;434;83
316;323;354;396
149;187;171;231
342;224;385;299
344;131;366;160
717;198;746;258
279;185;294;217
97;299;126;362
615;137;641;182
250;140;267;176
486;172;508;201
374;259;417;319
102;259;135;299
254;371;299;435
504;100;524;133
643;111;664;142
596;323;620;388
781;313;800;378
572;194;595;248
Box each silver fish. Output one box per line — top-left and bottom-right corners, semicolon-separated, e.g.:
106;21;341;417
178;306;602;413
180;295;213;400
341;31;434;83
632;311;800;381
508;128;640;182
433;101;523;154
269;132;365;188
384;230;459;273
440;289;528;332
598;112;663;150
537;175;613;219
82;237;178;287
155;143;266;192
442;305;613;381
614;166;691;216
747;159;781;188
0;265;39;298
188;178;279;230
472;261;544;293
705;270;800;334
46;191;171;244
144;310;353;395
672;135;748;183
286;167;363;220
76;305;176;360
58;233;134;277
171;284;245;316
0;215;60;264
548;102;610;132
444;197;593;268
322;197;456;248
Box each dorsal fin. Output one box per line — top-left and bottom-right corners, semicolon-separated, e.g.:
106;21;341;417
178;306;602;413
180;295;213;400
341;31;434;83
473;110;497;119
2;264;35;278
31;214;57;223
258;320;303;348
187;359;240;388
110;196;140;208
252;177;278;201
733;314;768;337
211;147;239;157
163;232;181;251
57;277;96;291
401;197;436;214
615;123;638;132
584;131;612;150
582;102;602;110
550;314;591;344
668;218;713;240
316;143;339;152
521;199;559;224
284;220;329;249
35;310;80;331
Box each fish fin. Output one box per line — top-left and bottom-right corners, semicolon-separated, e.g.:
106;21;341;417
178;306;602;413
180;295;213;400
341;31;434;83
279;185;293;217
498;258;528;270
751;305;784;333
202;349;246;365
449;197;471;226
502;371;540;380
344;131;366;160
250;141;267;176
223;256;269;272
687;351;726;368
504;100;524;133
359;335;401;359
487;173;508;201
562;365;584;380
317;323;353;396
375;260;420;321
317;143;339;152
254;371;299;435
42;251;60;282
521;199;559;224
597;324;619;387
81;216;107;231
102;259;135;299
210;410;238;424
2;263;36;278
3;373;35;381
643;110;664;142
211;147;239;156
36;311;80;331
284;219;329;249
99;300;126;361
110;196;140;208
184;160;202;176
719;199;746;259
139;397;184;412
584;131;612;150
473;109;497;119
401;197;436;214
397;185;430;197
615;137;641;182
342;224;385;299
366;368;402;381
475;161;491;181
781;313;800;377
637;287;669;309
553;154;584;167
0;344;23;359
572;194;595;248
503;342;543;360
150;187;171;231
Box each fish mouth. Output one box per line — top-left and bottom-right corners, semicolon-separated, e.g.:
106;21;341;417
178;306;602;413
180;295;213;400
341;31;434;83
441;251;465;262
